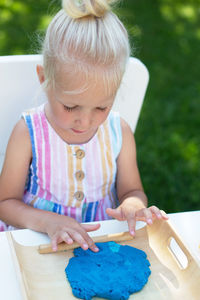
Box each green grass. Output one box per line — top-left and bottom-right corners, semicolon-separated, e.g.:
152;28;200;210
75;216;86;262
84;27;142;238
0;0;199;212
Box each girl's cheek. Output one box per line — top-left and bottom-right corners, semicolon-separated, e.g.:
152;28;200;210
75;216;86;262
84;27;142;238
100;111;111;122
56;111;72;126
95;114;106;125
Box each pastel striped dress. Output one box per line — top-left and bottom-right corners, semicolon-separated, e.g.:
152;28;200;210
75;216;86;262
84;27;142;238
0;104;122;230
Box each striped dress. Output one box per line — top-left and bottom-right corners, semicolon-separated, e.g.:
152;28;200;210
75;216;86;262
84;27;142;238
0;103;122;230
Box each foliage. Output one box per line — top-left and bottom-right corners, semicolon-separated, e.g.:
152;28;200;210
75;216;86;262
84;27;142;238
121;0;200;212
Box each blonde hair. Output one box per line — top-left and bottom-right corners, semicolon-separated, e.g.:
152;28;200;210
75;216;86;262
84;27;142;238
42;0;130;94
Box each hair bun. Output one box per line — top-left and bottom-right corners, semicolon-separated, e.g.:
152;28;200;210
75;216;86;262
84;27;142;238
62;0;116;18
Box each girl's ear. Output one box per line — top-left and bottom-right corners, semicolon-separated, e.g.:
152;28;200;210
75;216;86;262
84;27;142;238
36;64;45;84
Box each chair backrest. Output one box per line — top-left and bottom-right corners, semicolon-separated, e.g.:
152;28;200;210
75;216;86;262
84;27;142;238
0;55;149;172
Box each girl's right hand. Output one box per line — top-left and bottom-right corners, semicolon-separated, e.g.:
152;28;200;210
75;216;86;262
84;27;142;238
44;213;100;252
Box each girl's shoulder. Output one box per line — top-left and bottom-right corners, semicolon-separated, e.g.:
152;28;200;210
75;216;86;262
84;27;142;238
1;118;32;175
107;110;121;132
108;110;120;121
103;110;123;158
0;118;32;201
9;118;31;146
119;117;133;135
21;104;46;137
107;110;132;138
21;103;44;118
10;118;32;158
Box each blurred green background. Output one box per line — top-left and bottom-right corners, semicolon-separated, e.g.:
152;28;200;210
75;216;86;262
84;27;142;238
0;0;199;212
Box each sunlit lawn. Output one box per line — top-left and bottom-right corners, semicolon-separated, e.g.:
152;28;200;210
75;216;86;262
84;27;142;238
0;0;199;212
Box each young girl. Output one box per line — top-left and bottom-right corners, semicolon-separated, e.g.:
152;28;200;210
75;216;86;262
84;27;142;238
0;0;168;252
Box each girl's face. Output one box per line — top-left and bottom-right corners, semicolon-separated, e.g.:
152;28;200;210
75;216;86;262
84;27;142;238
37;65;117;143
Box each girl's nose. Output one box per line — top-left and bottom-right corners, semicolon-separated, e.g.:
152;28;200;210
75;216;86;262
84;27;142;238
75;110;92;129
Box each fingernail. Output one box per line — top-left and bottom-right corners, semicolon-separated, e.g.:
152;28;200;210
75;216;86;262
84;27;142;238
156;213;162;219
130;230;135;236
67;238;73;244
83;243;88;250
90;245;99;252
147;219;153;225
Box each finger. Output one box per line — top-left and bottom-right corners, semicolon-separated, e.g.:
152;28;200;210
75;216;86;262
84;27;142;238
70;229;99;252
149;206;163;219
51;236;59;252
160;209;169;220
145;209;153;225
87;239;99;252
60;231;73;244
51;232;72;251
136;208;153;225
126;213;136;236
81;223;101;232
106;207;123;220
78;228;99;252
118;206;136;235
149;207;169;220
70;230;90;250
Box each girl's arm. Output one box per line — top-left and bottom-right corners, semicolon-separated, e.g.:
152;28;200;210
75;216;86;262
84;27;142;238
106;118;168;235
0;119;99;251
0;119;34;228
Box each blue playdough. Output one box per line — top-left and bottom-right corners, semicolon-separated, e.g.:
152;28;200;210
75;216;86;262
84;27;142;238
65;241;151;300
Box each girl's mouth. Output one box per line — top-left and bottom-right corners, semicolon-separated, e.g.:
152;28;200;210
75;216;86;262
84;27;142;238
71;128;87;134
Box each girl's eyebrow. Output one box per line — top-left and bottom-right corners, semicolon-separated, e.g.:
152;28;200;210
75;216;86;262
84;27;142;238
60;97;114;107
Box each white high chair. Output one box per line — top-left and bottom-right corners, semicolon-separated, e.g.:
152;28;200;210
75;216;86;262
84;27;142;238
0;55;149;173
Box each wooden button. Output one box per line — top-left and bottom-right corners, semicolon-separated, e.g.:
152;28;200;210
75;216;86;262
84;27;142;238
76;149;85;159
74;191;84;201
75;170;85;181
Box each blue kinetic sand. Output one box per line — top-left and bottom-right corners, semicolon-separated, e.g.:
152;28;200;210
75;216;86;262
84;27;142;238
65;241;151;300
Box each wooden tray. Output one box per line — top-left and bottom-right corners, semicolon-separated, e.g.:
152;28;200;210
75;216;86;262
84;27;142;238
6;220;200;300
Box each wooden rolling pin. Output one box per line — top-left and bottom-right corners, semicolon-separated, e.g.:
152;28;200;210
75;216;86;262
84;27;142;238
38;231;133;254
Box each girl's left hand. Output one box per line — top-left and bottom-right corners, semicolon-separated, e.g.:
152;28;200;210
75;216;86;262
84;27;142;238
106;198;168;236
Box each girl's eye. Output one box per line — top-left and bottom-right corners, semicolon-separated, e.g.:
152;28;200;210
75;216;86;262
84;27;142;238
97;107;107;111
64;105;77;112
